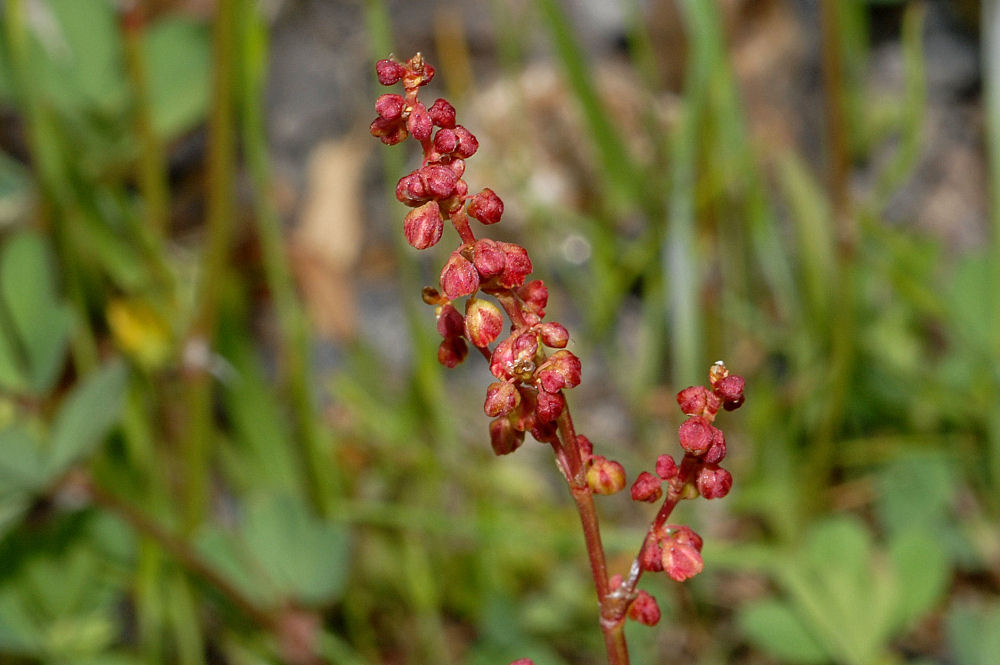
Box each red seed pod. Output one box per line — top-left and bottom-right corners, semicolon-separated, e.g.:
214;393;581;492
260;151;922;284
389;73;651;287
375;93;406;120
627;590;661;626
535;388;565;422
662;539;704;582
655;454;678;480
406;102;433;142
489;335;515;380
452;125;479;158
537;350;582;391
497;242;532;288
518;280;548;318
696;464;733;499
395;172;427;206
447;158;466;178
717;374;746;411
440;251;480;299
419;164;458;200
467;188;504;225
473;238;506;279
536;322;569;348
676;385;709;416
702;428;726;464
464;297;504;347
369;116;407;145
678;417;714;456
375;58;406;85
402;201;443;249
435;303;465;339
433;128;458;154
639;532;664;572
427;98;457;128
630;471;663;503
530;418;559;444
485;381;521;417
490;416;525;455
437;336;468;368
509;660;535;665
587;456;626;495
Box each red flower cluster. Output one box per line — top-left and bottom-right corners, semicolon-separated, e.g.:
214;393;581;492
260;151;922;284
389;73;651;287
629;361;745;584
371;53;586;458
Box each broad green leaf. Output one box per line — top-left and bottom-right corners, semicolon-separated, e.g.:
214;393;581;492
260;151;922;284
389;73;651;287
241;494;350;606
887;528;949;633
144;18;211;139
0;425;47;492
38;0;124;113
46;360;128;477
0;231;72;395
738;598;828;663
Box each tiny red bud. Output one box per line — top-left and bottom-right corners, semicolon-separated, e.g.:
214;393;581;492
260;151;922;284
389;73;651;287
433;128;458;154
490;416;525;455
587;456;626;495
639;532;664;572
375;58;405;85
498;242;532;288
702;428;727;464
678;417;714;456
437;336;468;368
630;471;663;503
406;102;433;141
396;172;427;206
427;98;457;128
509;660;535;665
536;322;569;348
435;303;465;338
663;538;704;582
537;350;581;391
473;238;506;279
447;158;466;178
489;335;515;380
402;201;444;249
717;374;746;411
370;116;407;145
452;125;479;158
676;385;709;416
440;251;480;299
627;590;661;626
467;188;504;225
375;93;406;120
530;419;559;444
465;297;504;347
655;454;678;480
485;381;521;417
420;164;458;199
696;464;733;499
518;280;548;318
535;388;565;422
575;434;594;461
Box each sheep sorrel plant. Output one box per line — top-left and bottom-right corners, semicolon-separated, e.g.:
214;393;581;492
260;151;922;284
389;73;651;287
370;53;745;665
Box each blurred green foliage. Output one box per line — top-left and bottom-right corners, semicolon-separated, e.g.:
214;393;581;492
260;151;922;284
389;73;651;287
0;0;997;664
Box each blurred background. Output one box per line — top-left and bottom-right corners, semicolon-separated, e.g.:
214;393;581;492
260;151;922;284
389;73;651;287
0;0;998;664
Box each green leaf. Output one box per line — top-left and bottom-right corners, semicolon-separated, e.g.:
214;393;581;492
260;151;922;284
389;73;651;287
876;453;956;537
240;494;350;606
886;528;949;633
0;231;72;395
143;18;211;139
947;602;1000;665
46;360;128;477
738;598;828;663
